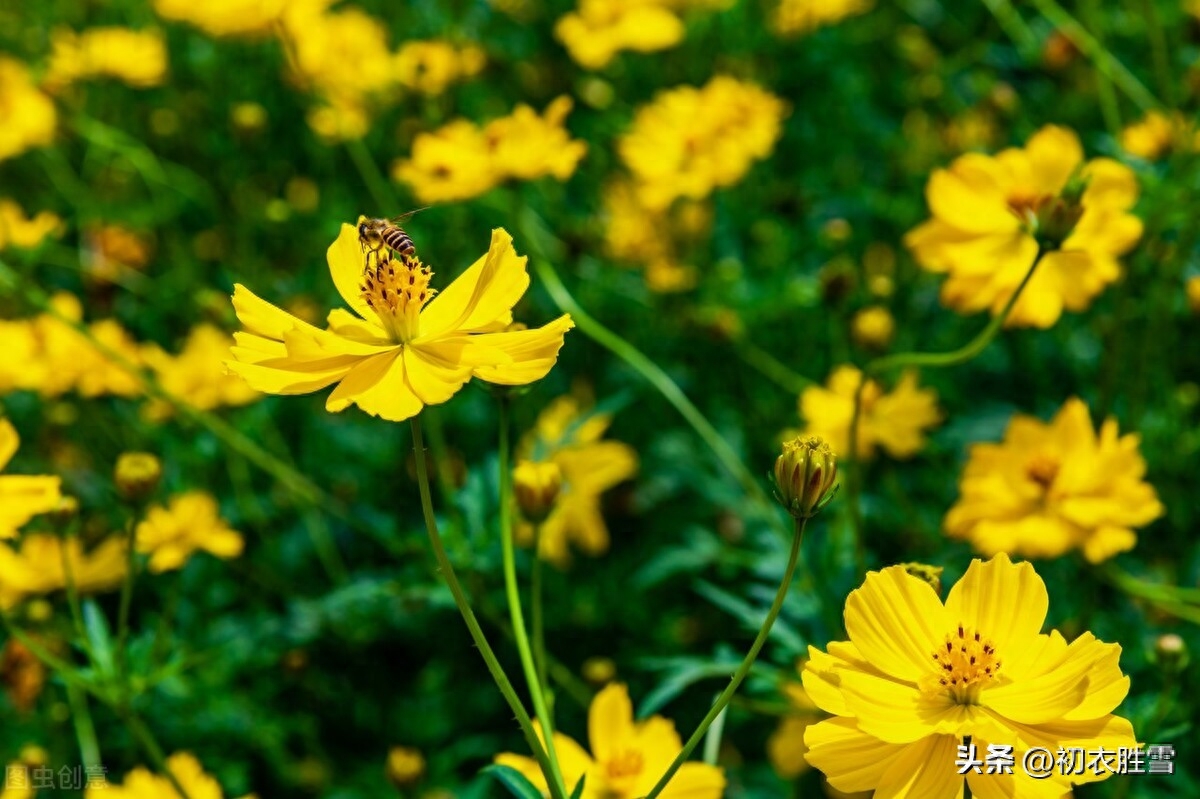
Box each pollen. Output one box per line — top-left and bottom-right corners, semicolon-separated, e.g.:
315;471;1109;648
360;251;435;342
1025;453;1061;490
927;622;1001;699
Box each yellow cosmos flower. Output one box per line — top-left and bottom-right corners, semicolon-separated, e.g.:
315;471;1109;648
141;324;260;421
1120;110;1199;161
0;200;61;251
772;0;872;37
798;365;942;461
945;397;1164;564
516;395;637;566
44;28;168;90
0;533;126;609
393;40;486;95
153;0;286;38
803;553;1136;797
0;420;61;540
554;0;685;70
136;492;244;573
619;76;788;210
0;58;57;162
227;222;573;422
88;752;224;799
905;125;1143;329
601;180;706;292
495;683;725;799
484;97;588;182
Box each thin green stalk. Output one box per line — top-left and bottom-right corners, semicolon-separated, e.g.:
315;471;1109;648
59;530;96;665
120;710;192;799
644;517;808;799
497;398;566;794
1082;0;1123;140
115;513;141;679
701;703;727;766
980;0;1039;60
531;522;549;705
409;418;567;799
66;682;102;770
737;342;816;395
346;137;397;214
1139;0;1175;108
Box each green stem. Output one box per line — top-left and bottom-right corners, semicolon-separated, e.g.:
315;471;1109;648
66;681;102;770
409;418;567;799
643;517;808;799
497;398;566;794
979;0;1039;61
1082;0;1123;141
116;511;142;681
531;522;549;706
1139;0;1175;108
737;342;816;395
59;530;96;666
120;710;192;799
346;137;397;213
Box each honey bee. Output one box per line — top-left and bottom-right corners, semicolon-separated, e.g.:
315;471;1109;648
357;208;427;265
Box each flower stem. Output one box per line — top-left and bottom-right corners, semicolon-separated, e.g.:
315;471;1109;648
497;398;566;795
120;709;192;799
66;681;102;770
643;516;808;799
116;512;141;680
531;522;549;704
409;418;567;799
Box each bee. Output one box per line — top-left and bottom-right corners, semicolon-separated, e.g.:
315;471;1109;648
357;209;427;266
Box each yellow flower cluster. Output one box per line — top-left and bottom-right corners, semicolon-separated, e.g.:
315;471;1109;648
515;395;638;566
153;0;286;38
0;294;143;399
88;752;236;799
394;40;487;95
945;397;1164;564
602;179;711;292
618;76;788;210
136;491;244;573
0;58;56;162
43;28;168;90
0;200;61;251
0;533;127;609
496;683;725;798
392;97;587;203
771;0;872;37
1120;110;1200;161
804;554;1136;796
798;365;942;461
0;420;61;540
141;324;260;421
905;125;1143;328
555;0;685;70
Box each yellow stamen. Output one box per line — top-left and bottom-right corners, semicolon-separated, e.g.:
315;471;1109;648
360;251;435;342
925;622;1001;703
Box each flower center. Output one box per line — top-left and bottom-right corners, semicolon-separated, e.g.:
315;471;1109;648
1006;193;1049;230
1024;453;1060;490
602;749;645;794
927;622;1001;703
360;250;435;343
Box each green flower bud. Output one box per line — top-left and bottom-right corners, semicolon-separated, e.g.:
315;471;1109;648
773;436;838;519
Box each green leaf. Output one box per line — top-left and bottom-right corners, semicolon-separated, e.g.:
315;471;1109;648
568;774;586;799
481;764;544;799
82;600;116;681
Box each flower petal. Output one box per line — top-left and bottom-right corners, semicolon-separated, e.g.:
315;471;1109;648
655;762;726;799
0;419;17;469
1025;125;1084;197
418;228;530;338
588;683;634;764
403;345;474;406
469;313;575;386
844;565;950;682
325;350;424;422
326;220;376;320
982;633;1116;724
875;733;964;799
837;668;963;744
944;553;1048;660
803;718;911;794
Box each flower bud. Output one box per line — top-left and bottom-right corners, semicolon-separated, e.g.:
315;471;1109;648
513;460;562;523
386;746;426;788
1151;633;1188;675
114;452;161;501
851;306;895;350
581;656;616;685
773;436;838;519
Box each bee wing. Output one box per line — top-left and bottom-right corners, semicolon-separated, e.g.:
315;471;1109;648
387;206;431;223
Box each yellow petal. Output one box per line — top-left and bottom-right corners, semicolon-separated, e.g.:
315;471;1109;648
926;166;1014;235
0;475;63;539
1025;125;1084;197
588;683;634;763
470;313;575;386
655;762;725;799
231;284;323;341
844;565;950;682
325;350;425;422
875;733;964;799
803;718;910;794
943;553;1048;661
326;220;376;321
836;668;961;744
990;713;1136;782
982;633;1116;724
327;307;390;343
418;228;530;338
0;418;17;469
965;747;1072;799
225;359;354;395
402;346;474;406
1081;157;1140;211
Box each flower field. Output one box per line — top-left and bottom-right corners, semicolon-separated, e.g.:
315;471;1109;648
0;0;1197;797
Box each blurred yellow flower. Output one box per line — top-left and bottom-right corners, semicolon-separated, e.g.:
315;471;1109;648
228;222;573;422
44;28;168;90
772;0;871;37
84;224;151;283
393;99;586;203
495;683;725;798
905;125;1143;328
141;324;260;421
154;0;286;37
1120;110;1199;161
137;491;244;573
0;764;33;799
88;752;223;798
1188;275;1200;314
945;397;1164;564
619;76;788;210
0;420;61;540
386;746;426;787
799;365;942;461
0;58;57;162
766;673;820;779
306;96;371;143
803;553;1136;796
601;180;700;292
554;0;685;70
849;305;894;350
516;395;637;566
0;533;126;609
394;40;486;95
0;200;61;251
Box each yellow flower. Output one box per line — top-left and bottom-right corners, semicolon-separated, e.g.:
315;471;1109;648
136;492;244;573
905;125;1144;328
0;764;33;799
84;224;151;283
44;28;168;90
142;324;260;421
0;58;57;162
772;0;871;37
513;460;563;523
0;200;61;251
945;397;1164;564
227;222;573;422
798;365;941;461
495;683;725;799
619;76;788;210
516;396;637;566
392;120;501;202
849;305;894;350
1188;275;1200;314
88;752;223;799
0;420;61;540
305;96;371;143
1120;110;1199;161
483;97;588;182
153;0;286;37
601;180;702;292
386;746;426;787
0;533;126;609
554;0;685;70
393;40;486;95
802;553;1136;797
767;674;821;779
